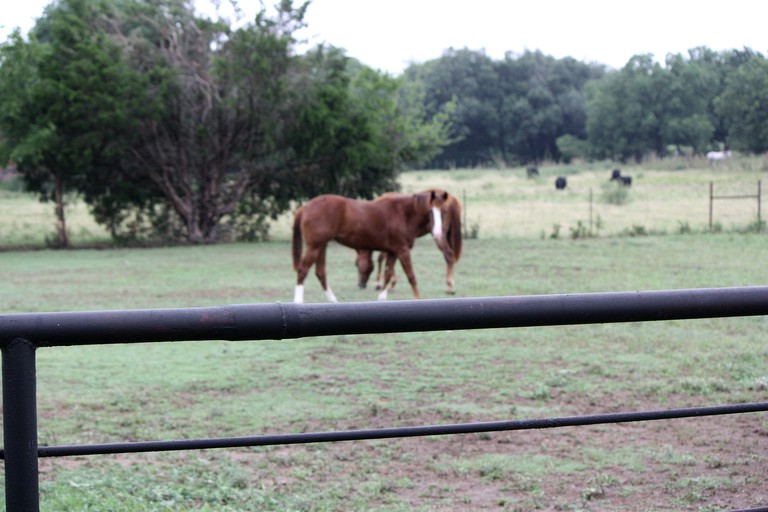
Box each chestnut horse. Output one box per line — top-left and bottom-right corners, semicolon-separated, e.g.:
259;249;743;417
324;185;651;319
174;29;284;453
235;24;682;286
292;189;461;303
355;192;463;296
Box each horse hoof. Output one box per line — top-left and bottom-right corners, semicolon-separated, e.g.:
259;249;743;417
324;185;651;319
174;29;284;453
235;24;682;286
446;290;456;295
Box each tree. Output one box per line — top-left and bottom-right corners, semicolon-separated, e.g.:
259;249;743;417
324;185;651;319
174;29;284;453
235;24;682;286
715;55;768;153
283;48;397;201
413;48;499;167
587;54;672;161
90;0;312;243
0;0;142;247
1;0;455;244
351;64;458;181
586;47;765;161
413;48;600;167
661;51;718;153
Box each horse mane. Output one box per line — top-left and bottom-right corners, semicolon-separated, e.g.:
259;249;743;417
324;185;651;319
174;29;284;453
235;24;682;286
292;206;304;271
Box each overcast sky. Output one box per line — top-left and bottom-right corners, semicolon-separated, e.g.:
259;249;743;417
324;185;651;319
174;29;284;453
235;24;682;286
2;0;766;73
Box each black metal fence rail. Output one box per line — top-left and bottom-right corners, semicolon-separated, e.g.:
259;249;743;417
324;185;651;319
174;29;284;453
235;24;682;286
2;286;768;511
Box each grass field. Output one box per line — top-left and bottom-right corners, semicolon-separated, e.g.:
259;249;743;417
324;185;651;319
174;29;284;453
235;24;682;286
1;162;768;510
2;156;768;246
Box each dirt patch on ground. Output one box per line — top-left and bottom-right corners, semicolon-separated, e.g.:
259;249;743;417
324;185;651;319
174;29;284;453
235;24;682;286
33;332;768;511
227;395;768;511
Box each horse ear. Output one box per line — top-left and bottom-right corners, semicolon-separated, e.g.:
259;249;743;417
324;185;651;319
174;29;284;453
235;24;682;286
429;189;449;203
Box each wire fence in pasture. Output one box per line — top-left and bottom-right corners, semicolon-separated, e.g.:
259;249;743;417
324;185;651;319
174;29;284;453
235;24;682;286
456;178;765;240
710;180;762;231
2;287;768;511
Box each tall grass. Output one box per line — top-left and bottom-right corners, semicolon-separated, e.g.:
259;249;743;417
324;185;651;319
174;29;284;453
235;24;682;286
0;189;109;247
3;157;768;247
397;165;765;240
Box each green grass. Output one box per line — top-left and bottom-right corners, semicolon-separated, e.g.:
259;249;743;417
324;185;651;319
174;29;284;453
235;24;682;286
4;158;768;245
1;235;767;509
0;188;110;247
1;163;768;510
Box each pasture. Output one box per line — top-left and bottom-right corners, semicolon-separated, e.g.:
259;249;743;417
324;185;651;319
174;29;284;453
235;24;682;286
2;157;768;246
0;162;767;510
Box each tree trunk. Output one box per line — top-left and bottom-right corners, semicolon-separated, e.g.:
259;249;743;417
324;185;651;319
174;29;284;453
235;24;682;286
52;171;69;248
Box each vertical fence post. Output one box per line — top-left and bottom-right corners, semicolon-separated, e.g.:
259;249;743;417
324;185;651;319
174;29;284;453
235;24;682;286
462;189;467;238
757;180;762;230
709;181;714;231
2;338;40;512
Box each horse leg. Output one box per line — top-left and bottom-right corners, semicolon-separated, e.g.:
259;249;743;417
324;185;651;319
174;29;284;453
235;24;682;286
432;237;456;294
375;252;397;291
374;252;386;290
355;250;374;289
445;261;456;294
443;248;456;294
377;253;398;301
294;245;321;303
315;246;338;303
396;249;421;300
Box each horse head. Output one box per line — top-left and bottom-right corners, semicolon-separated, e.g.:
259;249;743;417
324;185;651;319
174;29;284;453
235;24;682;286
412;189;448;240
424;189;462;263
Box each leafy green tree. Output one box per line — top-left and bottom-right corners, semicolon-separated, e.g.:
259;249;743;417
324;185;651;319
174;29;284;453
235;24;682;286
556;134;589;162
497;51;600;163
715;55;768;153
661;51;719;153
414;48;600;167
278;47;396;201
351;64;457;181
95;0;310;243
0;0;142;247
3;0;452;244
587;54;677;161
413;48;499;167
586;47;764;161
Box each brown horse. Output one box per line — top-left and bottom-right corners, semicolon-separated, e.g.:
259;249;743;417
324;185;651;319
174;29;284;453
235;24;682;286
356;192;463;296
292;189;461;303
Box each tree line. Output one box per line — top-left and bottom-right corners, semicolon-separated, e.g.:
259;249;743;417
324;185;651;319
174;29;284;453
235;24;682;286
410;46;767;167
1;0;766;246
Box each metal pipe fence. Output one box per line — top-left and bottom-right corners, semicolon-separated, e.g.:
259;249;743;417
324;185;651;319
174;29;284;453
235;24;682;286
2;286;768;511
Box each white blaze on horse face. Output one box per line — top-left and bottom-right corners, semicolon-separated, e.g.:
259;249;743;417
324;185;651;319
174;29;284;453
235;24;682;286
294;284;304;303
325;286;338;303
431;207;443;241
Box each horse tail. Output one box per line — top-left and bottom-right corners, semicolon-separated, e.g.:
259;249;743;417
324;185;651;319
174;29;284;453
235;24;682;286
292;206;304;271
446;194;463;262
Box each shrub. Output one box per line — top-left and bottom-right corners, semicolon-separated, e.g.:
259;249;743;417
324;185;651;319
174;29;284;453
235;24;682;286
601;181;630;205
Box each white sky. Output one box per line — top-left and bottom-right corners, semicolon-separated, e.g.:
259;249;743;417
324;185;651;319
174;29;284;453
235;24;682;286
2;0;766;73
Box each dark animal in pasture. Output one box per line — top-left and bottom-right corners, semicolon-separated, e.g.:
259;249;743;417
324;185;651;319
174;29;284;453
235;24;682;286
292;189;462;302
356;192;463;296
526;166;539;178
555;176;567;190
610;169;632;187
